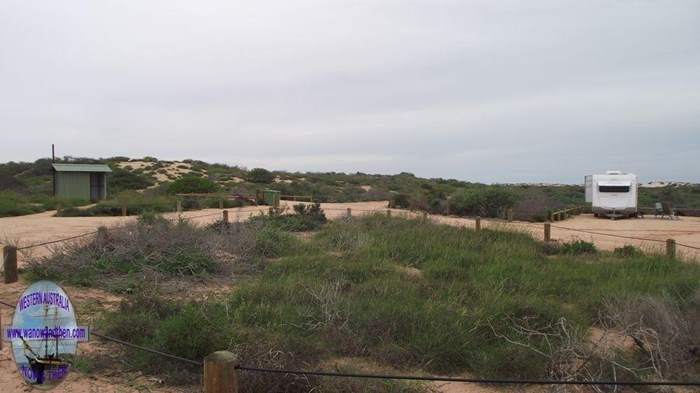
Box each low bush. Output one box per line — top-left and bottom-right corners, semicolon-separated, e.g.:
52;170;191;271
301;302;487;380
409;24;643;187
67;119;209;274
168;176;218;194
253;225;299;257
247;168;275;183
248;203;327;232
603;294;700;379
108;167;155;193
57;191;177;216
614;245;643;258
390;193;411;209
0;191;88;217
449;187;516;217
26;215;256;291
560;240;597;255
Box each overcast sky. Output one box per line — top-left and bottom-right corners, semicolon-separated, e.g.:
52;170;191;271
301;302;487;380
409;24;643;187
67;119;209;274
1;1;698;183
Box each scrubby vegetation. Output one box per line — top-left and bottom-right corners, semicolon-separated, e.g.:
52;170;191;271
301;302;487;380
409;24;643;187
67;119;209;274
25;214;700;391
0;191;87;217
248;203;328;232
26;213;262;291
167;176;219;194
3;156;700;219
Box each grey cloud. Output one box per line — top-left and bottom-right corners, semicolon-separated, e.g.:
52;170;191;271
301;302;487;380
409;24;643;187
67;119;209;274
1;0;699;183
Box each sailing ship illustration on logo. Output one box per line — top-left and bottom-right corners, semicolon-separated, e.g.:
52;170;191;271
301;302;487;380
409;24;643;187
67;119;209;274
3;281;89;390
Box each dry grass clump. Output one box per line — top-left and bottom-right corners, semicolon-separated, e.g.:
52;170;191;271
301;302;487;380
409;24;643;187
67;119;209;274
602;294;700;381
25;214;257;291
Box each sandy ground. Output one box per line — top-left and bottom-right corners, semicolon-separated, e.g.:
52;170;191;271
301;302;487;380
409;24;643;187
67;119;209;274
116;161;199;183
426;213;700;260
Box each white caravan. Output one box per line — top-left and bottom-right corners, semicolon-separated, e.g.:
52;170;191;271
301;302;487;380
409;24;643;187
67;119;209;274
585;171;638;218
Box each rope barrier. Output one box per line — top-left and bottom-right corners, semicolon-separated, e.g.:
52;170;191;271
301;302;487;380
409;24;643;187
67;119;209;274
675;242;700;251
90;332;203;366
2;296;698;387
8;207;700;254
16;231;99;251
234;366;700;387
549;225;667;243
0;300;202;367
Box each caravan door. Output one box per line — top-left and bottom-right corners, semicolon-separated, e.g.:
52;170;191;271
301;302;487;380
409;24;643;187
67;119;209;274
584;175;592;203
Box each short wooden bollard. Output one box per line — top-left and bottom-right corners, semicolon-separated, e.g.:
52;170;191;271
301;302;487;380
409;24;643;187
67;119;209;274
219;199;224;209
346;208;352;218
204;351;238;393
121;206;127;217
544;222;551;242
386;209;392;217
475;216;481;231
222;210;229;224
96;227;109;244
666;239;676;259
176;199;182;213
3;245;18;284
506;208;513;222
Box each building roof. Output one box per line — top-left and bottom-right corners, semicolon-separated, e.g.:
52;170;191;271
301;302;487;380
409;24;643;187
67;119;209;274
52;163;112;173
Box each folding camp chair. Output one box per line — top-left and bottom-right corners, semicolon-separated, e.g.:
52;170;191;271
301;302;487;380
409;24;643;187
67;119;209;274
661;202;679;220
654;202;664;218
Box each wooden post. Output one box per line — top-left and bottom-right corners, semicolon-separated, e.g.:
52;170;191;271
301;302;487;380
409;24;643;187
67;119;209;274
177;199;182;213
223;210;229;224
666;239;676;259
386;209;392;217
544;222;551;242
346;208;351;218
506;208;513;222
219;199;224;209
121;206;127;217
3;246;18;284
204;351;238;393
96;226;109;244
475;216;481;231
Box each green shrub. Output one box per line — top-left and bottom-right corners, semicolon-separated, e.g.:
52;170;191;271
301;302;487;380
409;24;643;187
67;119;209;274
248;203;327;232
614;245;642;258
253;226;299;257
247;168;274;183
449;187;516;217
390;193;411;209
108;167;155;193
0;192;88;217
168;176;218;194
0;192;42;216
561;240;597;255
25;216;255;289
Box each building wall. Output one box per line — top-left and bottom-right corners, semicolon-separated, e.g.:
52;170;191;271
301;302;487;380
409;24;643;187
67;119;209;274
55;172;91;200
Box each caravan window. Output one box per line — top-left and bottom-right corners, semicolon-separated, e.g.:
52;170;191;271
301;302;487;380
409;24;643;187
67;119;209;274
599;185;630;193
